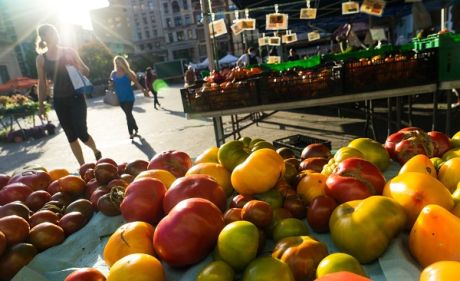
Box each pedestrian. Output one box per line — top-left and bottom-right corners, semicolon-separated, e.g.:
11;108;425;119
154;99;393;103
184;65;197;88
145;67;161;109
35;24;101;166
110;56;150;139
287;48;300;61
236;47;259;67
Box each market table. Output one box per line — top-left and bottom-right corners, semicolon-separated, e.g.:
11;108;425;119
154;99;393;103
185;84;438;146
12;162;423;281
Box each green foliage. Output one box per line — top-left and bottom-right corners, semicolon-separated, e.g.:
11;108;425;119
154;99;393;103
78;42;114;84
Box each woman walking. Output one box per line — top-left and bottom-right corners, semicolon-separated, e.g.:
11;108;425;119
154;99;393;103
110;56;149;139
35;24;101;166
145;67;161;109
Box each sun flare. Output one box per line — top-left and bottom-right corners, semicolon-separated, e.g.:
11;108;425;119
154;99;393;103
48;0;109;29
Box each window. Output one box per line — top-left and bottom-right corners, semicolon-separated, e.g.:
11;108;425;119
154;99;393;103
148;0;155;10
195;14;201;24
187;29;193;39
145;30;150;38
184;15;192;25
150;16;156;23
155;41;160;47
196;29;204;40
147;43;153;49
139;44;145;50
177;31;184;41
166;18;173;28
153;29;158;37
182;0;188;10
137;32;143;40
0;65;10;84
174;16;182;26
163;3;169;13
143;17;147;24
168;33;174;42
172;1;180;13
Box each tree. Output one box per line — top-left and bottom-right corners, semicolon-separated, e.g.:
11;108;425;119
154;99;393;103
78;42;114;85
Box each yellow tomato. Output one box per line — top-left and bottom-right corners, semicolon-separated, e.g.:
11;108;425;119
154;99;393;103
438;157;460;193
134;169;176;189
48;168;70;181
420;261;460;281
186;163;233;197
409;205;460;268
195;146;219;164
383;172;454;228
103;222;155;267
107;253;164;281
296;170;327;204
399;154;437;178
231;149;284;195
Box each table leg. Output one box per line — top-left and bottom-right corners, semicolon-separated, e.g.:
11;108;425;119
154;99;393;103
446;89;452;135
432;88;438;131
213;117;225;146
408;95;413;127
369;100;377;140
387;98;392;135
396;97;401;130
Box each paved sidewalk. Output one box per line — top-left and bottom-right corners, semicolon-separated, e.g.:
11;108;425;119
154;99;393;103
1;84;458;175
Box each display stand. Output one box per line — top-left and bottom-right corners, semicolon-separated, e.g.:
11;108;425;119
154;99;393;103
186;84;437;146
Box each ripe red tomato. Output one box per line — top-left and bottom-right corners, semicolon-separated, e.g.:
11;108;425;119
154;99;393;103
325;158;385;203
64;268;106;281
307;195;338;233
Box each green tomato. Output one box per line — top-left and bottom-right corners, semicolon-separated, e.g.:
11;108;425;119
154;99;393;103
254;188;283;209
273;218;309;242
243;256;295;281
316;253;367;278
348;138;390;171
217;221;259;271
451;131;460;147
430;157;444;171
196;261;235;281
334;147;364;163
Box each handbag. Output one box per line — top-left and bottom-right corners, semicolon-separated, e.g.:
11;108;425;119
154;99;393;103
65;64;94;95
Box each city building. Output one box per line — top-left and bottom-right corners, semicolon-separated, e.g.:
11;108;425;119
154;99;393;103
0;2;22;83
89;0;135;55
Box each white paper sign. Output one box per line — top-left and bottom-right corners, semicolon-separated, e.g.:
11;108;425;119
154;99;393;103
268;36;281;46
360;0;386;17
266;13;288;30
258;37;269;46
267;56;281;64
231;21;244;35
300;8;317;20
241;19;256;30
209;19;227;38
282;33;298;44
308;31;321;41
342;1;360;15
370;28;387;41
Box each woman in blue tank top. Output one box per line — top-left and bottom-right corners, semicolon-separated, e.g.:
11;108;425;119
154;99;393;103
110;56;149;139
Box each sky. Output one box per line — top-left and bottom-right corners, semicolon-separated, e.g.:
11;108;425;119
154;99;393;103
48;0;109;30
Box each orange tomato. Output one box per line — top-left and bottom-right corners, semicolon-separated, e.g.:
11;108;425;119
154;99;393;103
58;175;86;194
420;261;460;281
107;253;164;281
134;169;176;189
409;205;460;268
186;163;233;197
103;222;155;267
383;172;454;228
398;154;437;178
48;169;70;181
438;157;460;193
296;170;327;204
231;149;284;195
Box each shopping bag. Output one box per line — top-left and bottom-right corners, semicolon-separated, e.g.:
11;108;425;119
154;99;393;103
65;65;94;95
103;90;119;106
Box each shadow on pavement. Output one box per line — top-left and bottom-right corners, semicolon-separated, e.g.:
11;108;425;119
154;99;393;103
161;107;186;118
133;107;146;113
131;135;156;159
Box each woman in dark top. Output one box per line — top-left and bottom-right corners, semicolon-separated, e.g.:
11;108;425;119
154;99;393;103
35;24;101;166
145;67;161;109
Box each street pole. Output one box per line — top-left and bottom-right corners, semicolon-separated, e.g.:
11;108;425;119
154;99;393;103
200;0;216;71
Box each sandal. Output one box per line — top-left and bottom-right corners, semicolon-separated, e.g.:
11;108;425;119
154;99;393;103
94;151;102;161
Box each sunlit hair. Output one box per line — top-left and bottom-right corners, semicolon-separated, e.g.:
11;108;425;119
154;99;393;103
113;56;136;77
35;24;59;54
